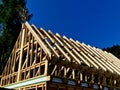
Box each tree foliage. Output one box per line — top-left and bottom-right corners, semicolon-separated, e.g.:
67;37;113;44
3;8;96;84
103;45;120;59
0;0;32;74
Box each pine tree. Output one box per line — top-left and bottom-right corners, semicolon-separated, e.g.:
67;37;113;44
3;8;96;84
0;0;32;74
103;45;120;59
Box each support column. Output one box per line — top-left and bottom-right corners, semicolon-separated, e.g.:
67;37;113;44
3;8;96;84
17;27;25;82
91;73;94;83
110;76;113;87
44;60;48;75
98;74;100;84
102;75;106;85
72;69;75;79
64;67;66;77
85;73;87;82
80;72;82;81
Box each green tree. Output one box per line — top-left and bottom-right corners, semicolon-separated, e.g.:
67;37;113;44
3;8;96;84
103;45;120;59
0;0;32;74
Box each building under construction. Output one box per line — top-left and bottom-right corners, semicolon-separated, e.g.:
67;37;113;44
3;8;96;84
0;22;120;90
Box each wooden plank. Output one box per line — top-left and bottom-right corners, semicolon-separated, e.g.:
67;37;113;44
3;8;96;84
44;39;60;58
52;34;81;64
40;29;55;44
17;28;25;82
79;43;107;71
48;31;71;61
3;76;50;89
96;49;120;75
51;65;57;75
69;39;91;67
78;42;114;73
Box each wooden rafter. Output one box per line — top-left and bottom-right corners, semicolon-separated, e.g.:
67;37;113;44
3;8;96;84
1;22;120;89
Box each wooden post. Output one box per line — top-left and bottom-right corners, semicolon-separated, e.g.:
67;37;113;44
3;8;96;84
91;73;94;83
114;79;116;86
44;60;48;75
80;72;82;81
72;69;75;79
64;67;66;77
102;75;106;85
98;75;100;84
110;76;113;87
17;27;25;82
85;73;87;82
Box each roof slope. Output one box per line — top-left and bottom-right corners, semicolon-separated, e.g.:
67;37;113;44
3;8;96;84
2;22;120;77
25;22;120;75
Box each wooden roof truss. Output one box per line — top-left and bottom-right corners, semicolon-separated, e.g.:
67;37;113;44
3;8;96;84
0;22;120;89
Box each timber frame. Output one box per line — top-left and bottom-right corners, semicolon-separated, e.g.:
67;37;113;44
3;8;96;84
0;22;120;90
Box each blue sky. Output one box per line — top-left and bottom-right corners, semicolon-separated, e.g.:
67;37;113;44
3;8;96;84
27;0;120;49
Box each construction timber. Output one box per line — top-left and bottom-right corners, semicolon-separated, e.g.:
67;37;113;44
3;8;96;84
0;22;120;90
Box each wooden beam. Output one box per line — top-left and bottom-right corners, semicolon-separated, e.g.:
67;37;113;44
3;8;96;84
25;22;51;59
17;27;25;82
3;76;50;89
44;60;48;75
51;65;57;75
